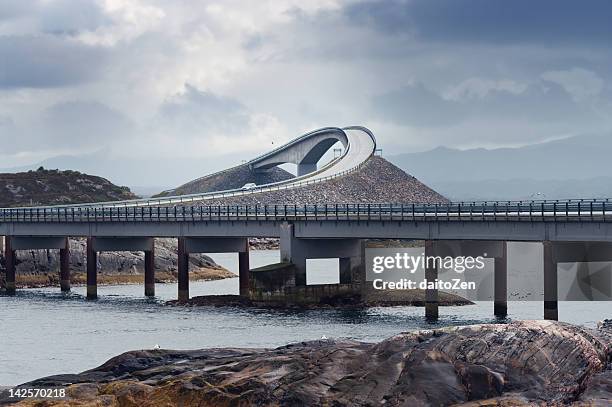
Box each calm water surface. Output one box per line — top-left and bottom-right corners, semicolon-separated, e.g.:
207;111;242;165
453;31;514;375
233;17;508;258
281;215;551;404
1;250;610;386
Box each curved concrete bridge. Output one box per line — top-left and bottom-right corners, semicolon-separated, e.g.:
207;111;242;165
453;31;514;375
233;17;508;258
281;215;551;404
249;127;349;176
45;126;376;209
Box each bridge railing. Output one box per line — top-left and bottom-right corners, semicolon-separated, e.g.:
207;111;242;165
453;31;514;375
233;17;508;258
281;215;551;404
1;201;611;223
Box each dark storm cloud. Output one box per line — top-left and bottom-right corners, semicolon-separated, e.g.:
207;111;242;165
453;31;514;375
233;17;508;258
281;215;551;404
345;0;612;46
0;35;107;88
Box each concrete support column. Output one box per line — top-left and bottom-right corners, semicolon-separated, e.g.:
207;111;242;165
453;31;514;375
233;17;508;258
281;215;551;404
280;222;306;286
59;239;70;292
238;244;250;297
177;237;189;303
494;241;508;317
339;257;352;284
293;257;307;286
4;236;16;295
86;237;97;300
543;241;558;320
144;243;155;297
424;240;439;321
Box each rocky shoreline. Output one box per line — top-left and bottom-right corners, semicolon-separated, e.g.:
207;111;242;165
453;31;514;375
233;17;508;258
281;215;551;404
3;320;610;406
168;290;473;309
8;268;235;289
0;238;235;289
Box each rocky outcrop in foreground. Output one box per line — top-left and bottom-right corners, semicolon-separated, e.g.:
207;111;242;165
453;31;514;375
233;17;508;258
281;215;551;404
6;320;611;406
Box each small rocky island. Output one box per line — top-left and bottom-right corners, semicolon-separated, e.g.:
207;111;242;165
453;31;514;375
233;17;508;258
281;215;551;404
4;320;611;406
0;167;137;207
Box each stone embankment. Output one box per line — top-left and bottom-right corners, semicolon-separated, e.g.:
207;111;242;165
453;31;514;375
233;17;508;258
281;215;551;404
5;320;611;406
0;238;234;289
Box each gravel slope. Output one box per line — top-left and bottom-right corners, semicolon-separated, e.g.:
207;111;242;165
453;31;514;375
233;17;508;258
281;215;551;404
199;157;448;205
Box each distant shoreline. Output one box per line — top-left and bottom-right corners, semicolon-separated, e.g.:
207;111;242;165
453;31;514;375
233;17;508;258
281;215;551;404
3;268;235;290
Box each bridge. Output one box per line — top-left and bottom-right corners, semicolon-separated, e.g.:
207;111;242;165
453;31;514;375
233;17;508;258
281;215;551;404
1;126;611;321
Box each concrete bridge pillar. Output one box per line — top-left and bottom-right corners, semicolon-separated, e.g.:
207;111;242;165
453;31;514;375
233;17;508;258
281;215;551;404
543;241;558;320
86;237;97;300
494;241;508;318
59;239;70;292
144;244;155;297
85;236;155;300
3;236;71;294
239;246;250;297
4;236;16;295
339;257;352;284
424;240;438;321
177;237;189;303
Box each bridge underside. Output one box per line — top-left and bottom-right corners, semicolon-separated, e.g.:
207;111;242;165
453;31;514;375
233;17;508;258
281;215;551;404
3;221;612;322
250;129;348;176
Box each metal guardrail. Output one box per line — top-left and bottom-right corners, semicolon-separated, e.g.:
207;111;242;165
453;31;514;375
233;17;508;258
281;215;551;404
1;201;611;223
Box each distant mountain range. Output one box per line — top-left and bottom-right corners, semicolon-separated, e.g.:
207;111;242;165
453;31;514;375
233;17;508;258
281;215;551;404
388;133;612;201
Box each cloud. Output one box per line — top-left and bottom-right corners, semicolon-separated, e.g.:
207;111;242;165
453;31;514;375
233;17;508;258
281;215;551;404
135;84;288;158
0;35;107;88
444;78;528;101
541;68;604;102
0;100;133;158
157;84;250;134
39;0;111;35
344;0;612;46
0;0;612;182
40;101;133;147
371;79;599;135
373;83;466;127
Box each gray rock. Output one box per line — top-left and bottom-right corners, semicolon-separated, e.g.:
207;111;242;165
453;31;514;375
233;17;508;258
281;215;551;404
1;238;223;276
6;320;611;406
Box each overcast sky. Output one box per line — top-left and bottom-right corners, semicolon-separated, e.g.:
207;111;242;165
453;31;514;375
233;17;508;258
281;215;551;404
1;0;611;175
